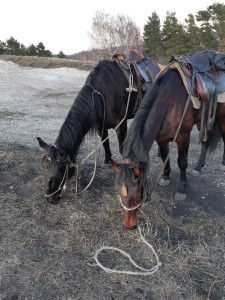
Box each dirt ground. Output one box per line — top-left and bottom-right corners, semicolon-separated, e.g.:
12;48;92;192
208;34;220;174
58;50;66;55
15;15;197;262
0;56;225;300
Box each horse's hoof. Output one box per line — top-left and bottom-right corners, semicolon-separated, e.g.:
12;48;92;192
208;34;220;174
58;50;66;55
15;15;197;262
191;169;201;177
219;164;225;172
159;178;170;187
175;192;187;201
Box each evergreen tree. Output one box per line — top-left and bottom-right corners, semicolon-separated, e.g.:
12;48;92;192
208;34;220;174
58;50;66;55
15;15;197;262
162;12;188;59
196;10;218;50
208;3;225;52
26;44;38;56
57;50;66;58
0;40;6;54
184;14;201;51
6;37;21;55
143;11;162;60
36;42;52;57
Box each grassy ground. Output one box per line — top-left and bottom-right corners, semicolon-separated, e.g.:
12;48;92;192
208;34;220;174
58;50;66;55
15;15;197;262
0;56;225;300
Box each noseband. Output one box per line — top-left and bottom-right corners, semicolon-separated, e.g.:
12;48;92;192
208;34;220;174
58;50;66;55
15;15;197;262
45;161;76;198
117;195;142;211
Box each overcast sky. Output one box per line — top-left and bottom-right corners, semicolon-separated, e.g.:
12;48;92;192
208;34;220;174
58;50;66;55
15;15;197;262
0;0;220;55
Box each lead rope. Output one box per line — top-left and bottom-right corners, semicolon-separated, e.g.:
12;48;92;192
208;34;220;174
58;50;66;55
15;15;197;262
87;209;161;275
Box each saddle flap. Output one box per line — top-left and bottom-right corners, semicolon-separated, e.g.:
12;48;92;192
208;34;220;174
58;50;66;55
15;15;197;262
136;55;161;83
195;73;216;101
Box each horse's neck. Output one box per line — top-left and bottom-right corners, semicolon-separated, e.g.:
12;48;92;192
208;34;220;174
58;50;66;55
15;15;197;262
142;111;162;151
55;86;98;159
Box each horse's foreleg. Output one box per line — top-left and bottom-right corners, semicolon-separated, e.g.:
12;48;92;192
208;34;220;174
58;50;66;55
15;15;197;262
158;142;171;187
192;141;207;176
176;134;190;201
98;129;112;164
116;121;127;155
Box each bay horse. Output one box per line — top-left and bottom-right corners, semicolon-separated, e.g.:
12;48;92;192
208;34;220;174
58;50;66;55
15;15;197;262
37;48;160;203
111;62;225;229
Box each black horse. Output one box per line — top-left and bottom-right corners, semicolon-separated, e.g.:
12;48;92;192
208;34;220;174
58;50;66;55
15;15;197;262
37;48;160;203
111;55;225;228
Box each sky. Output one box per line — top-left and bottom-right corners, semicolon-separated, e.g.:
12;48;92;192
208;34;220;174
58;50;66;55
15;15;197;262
0;0;221;55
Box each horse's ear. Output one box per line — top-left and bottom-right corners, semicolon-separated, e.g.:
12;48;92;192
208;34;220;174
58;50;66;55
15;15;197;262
37;137;50;151
110;159;121;172
133;164;140;177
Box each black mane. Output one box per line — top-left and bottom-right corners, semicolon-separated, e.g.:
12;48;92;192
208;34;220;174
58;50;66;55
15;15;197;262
122;81;161;164
55;83;103;158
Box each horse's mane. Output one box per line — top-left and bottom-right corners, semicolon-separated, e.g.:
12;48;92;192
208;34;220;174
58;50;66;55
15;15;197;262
55;83;103;158
122;81;161;164
55;59;124;158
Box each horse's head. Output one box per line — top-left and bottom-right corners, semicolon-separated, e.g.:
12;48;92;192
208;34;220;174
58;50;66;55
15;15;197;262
111;159;144;229
37;137;75;204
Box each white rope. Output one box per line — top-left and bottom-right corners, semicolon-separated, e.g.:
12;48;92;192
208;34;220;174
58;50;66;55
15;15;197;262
76;130;99;195
88;224;161;276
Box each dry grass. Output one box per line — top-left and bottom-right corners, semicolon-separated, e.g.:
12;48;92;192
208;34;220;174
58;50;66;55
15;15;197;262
0;55;95;70
0;56;225;299
1;139;225;300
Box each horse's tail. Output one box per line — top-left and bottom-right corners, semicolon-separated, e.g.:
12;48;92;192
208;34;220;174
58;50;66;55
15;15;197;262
207;119;221;154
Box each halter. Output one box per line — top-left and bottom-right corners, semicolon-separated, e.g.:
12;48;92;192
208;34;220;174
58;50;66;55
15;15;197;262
117;195;142;211
45;161;76;198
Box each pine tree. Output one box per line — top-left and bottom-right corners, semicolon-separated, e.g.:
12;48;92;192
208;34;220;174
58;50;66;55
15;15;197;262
196;10;218;50
184;14;201;51
162;12;188;59
143;11;162;60
208;3;225;52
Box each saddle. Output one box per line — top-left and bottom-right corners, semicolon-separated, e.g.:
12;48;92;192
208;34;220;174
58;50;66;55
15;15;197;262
169;50;225;101
112;47;160;92
157;50;225;141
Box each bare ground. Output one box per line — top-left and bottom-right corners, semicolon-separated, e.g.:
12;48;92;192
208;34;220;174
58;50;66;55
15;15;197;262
0;56;225;300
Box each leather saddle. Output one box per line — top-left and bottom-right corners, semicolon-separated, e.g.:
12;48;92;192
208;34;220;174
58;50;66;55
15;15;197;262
112;47;160;91
159;50;225;142
169;50;225;101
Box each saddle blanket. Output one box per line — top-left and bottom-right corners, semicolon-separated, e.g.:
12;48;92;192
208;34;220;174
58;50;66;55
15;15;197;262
192;92;225;109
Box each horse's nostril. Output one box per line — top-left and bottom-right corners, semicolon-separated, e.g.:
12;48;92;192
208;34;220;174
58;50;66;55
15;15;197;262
130;224;137;230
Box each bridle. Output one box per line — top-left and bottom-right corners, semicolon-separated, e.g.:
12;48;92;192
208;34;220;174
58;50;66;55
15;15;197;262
45;160;76;198
117;172;143;211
